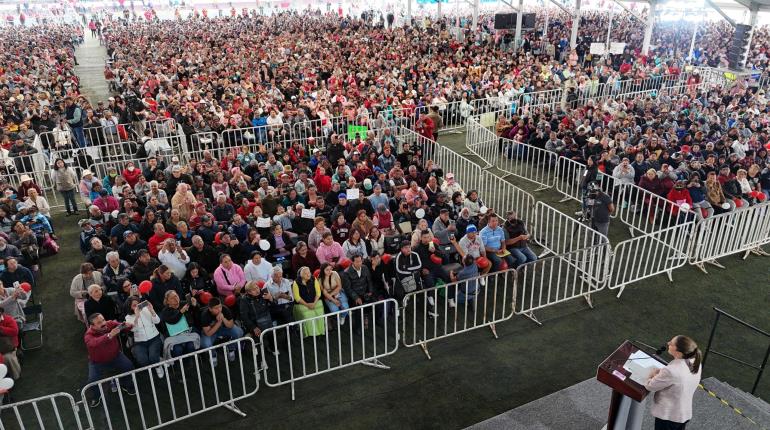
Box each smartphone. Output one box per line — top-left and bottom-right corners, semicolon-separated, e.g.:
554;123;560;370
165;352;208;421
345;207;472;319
185;293;191;303
115;323;126;331
137;301;150;311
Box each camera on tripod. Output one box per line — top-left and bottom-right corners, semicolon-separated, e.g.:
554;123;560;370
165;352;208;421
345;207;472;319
579;182;601;222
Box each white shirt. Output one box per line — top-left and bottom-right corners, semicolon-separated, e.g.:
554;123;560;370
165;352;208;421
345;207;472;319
244;259;273;283
265;278;294;305
125;307;161;342
158;249;190;279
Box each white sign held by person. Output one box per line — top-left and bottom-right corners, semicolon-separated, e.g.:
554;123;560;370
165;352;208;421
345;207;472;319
590;43;606;55
256;217;272;228
301;208;316;219
609;42;626;55
346;188;360;200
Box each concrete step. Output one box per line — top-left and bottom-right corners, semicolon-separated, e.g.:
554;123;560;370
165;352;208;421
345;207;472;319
701;377;770;429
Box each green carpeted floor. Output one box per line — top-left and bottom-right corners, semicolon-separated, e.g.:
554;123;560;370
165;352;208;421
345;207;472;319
11;132;770;430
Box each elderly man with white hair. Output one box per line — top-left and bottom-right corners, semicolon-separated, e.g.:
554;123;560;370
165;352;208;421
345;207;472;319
158;239;190;279
263;265;294;325
102;251;131;293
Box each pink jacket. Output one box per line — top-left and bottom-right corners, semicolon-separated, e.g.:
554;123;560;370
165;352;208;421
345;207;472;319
315;241;344;265
213;264;246;296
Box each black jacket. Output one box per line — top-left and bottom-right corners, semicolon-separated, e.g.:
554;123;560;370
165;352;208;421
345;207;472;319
238;293;273;334
342;265;373;302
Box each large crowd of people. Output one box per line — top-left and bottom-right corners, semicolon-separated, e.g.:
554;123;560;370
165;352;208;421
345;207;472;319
0;6;767;410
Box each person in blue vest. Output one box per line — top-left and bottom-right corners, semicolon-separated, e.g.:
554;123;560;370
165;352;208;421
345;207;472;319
65;97;86;148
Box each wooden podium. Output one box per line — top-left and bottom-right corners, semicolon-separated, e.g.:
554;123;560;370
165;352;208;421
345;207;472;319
596;341;666;430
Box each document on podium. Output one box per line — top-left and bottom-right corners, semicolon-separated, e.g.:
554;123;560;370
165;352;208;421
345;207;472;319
623;351;665;386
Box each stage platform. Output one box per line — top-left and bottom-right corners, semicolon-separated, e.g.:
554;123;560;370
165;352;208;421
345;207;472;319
466;377;769;430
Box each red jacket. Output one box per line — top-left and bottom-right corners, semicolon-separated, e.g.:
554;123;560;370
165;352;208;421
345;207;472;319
122;168;143;189
314;170;332;194
84;320;121;364
0;314;18;348
148;232;174;257
667;188;693;216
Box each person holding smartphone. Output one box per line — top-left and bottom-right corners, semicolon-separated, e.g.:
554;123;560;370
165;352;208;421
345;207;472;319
84;313;135;407
124;296;164;379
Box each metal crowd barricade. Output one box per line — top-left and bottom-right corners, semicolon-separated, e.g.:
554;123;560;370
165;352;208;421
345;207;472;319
515;88;563;116
221;125;273;150
688;201;770;274
81;337;259;430
531;201;610;257
497;136;557;191
0;392;86;430
435;145;483;195
554;156;585;203
401;269;517;359
2;151;66;212
554;157;617;206
479;170;536;230
514;243;611;325
464;115;497;169
608;222;694;298
260;299;399;400
616;183;696;237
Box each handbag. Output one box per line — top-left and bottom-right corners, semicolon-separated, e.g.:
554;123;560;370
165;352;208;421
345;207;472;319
400;274;417;293
166;317;191;337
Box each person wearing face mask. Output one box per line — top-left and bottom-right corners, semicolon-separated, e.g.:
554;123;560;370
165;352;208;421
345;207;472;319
121;161;143;189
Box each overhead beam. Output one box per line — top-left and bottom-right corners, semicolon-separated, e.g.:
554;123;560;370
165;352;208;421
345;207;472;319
500;0;519;11
704;0;736;27
730;0;753;9
548;0;572;15
611;0;643;23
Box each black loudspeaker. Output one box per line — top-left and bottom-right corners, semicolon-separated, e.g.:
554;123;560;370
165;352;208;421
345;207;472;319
728;24;752;70
494;13;516;30
522;13;536;29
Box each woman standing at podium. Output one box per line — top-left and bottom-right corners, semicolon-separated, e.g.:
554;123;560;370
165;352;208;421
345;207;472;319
645;335;703;430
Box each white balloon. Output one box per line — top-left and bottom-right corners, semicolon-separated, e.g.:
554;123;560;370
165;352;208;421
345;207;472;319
722;203;731;210
111;210;119;219
259;239;270;251
679;203;691;212
415;208;426;219
479;206;489;215
0;364;8;379
0;378;14;390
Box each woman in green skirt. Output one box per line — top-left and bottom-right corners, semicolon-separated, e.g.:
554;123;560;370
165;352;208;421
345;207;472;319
292;266;326;337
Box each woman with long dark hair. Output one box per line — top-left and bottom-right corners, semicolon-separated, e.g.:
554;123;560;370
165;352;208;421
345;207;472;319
645;335;702;430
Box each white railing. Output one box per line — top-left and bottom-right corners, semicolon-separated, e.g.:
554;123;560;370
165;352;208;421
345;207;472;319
464;114;498;169
81;337;259;430
514;88;563;116
554;157;618;207
0;392;86;430
478;170;536;227
514;243;611;325
401;269;516;359
497;136;557;190
531;201;610;256
608;222;694;298
616;182;696;237
688;201;770;273
259;299;399;400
